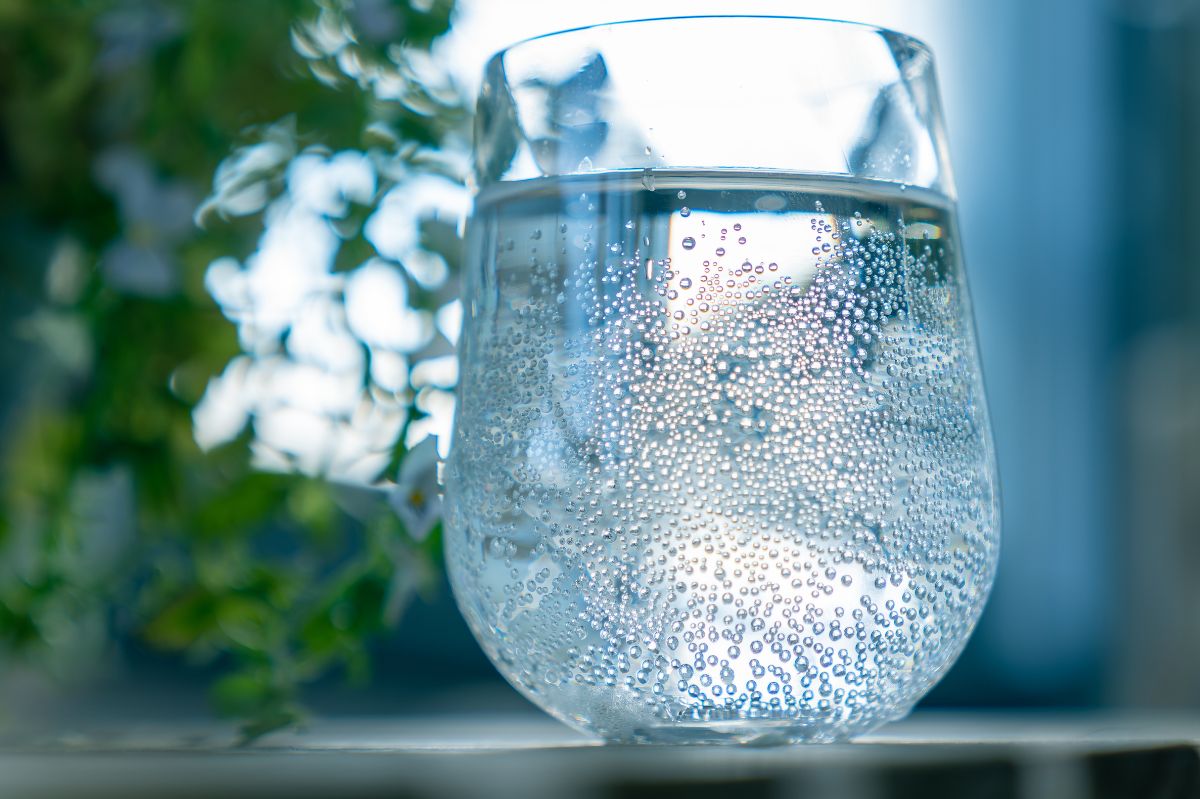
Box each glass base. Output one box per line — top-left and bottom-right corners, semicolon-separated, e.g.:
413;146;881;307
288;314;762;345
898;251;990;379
622;721;854;746
513;673;922;746
603;711;910;746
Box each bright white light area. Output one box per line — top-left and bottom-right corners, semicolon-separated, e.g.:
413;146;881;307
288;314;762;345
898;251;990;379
344;259;433;352
440;2;958;97
287;150;375;217
435;298;463;346
406;387;456;459
364;173;469;288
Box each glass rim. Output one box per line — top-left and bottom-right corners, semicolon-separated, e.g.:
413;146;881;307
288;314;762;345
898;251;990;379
487;14;932;64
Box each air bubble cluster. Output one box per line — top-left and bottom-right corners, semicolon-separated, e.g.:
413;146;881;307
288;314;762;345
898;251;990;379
445;173;999;744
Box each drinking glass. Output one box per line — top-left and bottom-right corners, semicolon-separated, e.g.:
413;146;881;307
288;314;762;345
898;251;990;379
444;16;999;744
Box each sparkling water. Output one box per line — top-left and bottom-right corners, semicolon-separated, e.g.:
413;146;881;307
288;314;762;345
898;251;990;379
444;171;999;743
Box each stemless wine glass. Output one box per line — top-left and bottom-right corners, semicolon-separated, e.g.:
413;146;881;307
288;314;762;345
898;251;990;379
444;16;999;744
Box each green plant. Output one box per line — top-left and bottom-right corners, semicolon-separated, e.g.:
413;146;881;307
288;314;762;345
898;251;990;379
0;0;466;740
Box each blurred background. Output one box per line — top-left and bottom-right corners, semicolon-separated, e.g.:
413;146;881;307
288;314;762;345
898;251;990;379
0;0;1197;739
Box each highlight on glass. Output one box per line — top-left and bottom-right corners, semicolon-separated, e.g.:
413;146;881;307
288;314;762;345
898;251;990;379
444;16;999;744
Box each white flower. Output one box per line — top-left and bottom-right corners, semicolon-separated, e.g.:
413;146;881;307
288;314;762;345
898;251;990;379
388;437;441;541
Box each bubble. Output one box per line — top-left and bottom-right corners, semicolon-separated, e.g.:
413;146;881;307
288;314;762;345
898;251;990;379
682;237;696;250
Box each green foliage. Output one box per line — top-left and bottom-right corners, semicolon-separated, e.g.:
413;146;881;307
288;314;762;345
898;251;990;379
0;0;462;740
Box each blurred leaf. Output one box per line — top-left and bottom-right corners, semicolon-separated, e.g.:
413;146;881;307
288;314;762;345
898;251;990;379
212;671;275;718
142;588;220;650
190;473;292;540
285;480;338;541
212;666;304;744
237;704;304;744
215;593;277;651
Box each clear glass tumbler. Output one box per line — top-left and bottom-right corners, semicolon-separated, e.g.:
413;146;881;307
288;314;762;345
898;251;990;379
444;16;999;744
